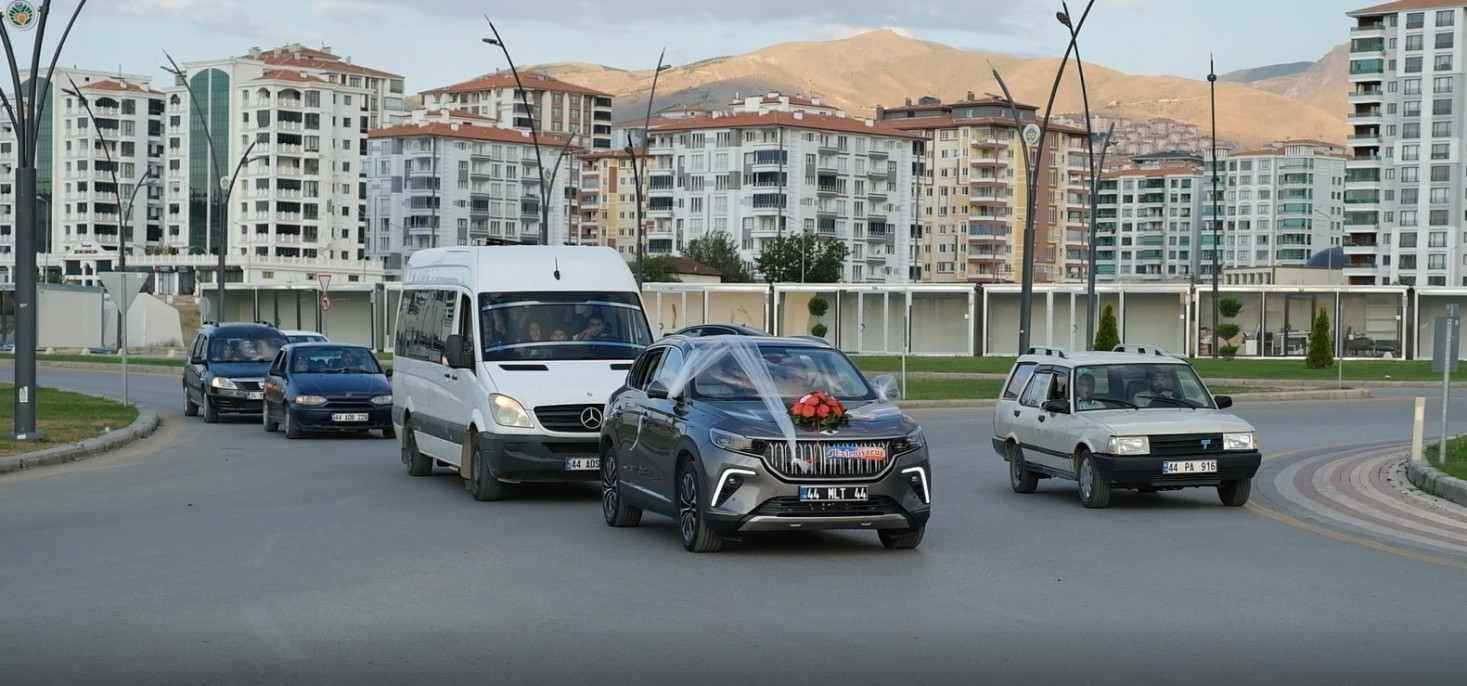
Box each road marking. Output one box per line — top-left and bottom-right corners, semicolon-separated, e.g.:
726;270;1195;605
0;417;182;485
1246;500;1467;571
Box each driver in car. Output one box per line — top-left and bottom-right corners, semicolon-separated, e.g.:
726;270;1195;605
1144;369;1177;405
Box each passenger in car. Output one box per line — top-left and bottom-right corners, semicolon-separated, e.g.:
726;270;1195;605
1075;373;1103;410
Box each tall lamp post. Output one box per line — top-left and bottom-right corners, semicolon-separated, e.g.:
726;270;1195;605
993;0;1095;353
1208;55;1221;358
483;20;553;245
3;0;90;440
163;52;260;321
1085;122;1116;349
63;76;158;350
627;51;671;286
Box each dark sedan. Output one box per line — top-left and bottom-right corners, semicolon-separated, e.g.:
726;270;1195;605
261;343;395;439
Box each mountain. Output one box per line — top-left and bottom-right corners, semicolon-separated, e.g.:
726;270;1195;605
1220;62;1315;84
528;30;1349;148
1222;43;1351;118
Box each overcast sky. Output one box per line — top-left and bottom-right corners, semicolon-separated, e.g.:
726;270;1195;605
27;1;1369;91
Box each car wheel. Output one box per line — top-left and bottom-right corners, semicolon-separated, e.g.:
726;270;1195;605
1008;441;1039;494
263;403;279;432
283;409;302;439
1076;449;1112;509
381;426;396;439
877;526;925;550
184;390;199;417
601;446;642;527
402;419;433;477
1218;477;1252;507
464;432;507;501
203;396;219;424
677;460;723;553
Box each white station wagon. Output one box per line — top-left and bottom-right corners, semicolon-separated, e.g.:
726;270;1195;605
991;344;1262;509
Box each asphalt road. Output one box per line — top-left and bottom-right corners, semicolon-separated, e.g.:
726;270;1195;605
2;367;1466;686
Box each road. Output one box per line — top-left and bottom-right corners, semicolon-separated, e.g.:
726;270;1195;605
2;367;1466;685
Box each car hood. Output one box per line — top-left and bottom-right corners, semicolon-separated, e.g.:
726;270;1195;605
1088;409;1255;435
292;373;391;397
209;362;272;379
701;398;914;440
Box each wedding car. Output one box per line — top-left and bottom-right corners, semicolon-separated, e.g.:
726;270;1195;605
598;335;932;552
992;344;1262;509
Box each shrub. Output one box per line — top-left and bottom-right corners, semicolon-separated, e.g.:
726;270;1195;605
811;323;829;338
807;296;829;317
1306;307;1334;369
1093;304;1119;352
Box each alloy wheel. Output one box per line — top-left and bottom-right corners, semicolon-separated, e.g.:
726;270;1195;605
678;470;699;544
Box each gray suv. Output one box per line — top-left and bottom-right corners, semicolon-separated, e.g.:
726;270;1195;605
599;335;932;552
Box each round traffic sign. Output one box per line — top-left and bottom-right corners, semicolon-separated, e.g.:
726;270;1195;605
320;295;331;312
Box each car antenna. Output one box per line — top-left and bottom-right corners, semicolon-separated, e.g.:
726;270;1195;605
553;258;561;281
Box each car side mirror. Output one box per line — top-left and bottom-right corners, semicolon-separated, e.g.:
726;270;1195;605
443;334;474;369
189;356;205;366
1042;399;1070;414
1213;395;1233;409
384;368;393;378
646;380;671;400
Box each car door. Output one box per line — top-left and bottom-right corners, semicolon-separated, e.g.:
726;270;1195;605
1032;367;1080;474
993;360;1037;446
609;347;664;507
641;346;686;502
263;350;289;421
183;333;206;404
1014;369;1067;471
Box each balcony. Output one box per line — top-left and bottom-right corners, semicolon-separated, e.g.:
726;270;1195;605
970;155;1004;167
1349;59;1384;76
1349;87;1383;102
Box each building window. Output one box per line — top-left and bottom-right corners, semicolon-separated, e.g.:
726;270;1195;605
1436;54;1453;71
1438;32;1455;49
1407;34;1424;51
1438;9;1455;26
1435;76;1454;93
1408;12;1425;29
1406;56;1423;73
1405;100;1422;116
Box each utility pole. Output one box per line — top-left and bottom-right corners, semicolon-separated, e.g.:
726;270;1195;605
1208;55;1221;358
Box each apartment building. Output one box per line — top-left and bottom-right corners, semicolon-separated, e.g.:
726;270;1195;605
1222;140;1346;271
420;72;614;150
1095;156;1205;281
152;44;401;291
639;94;919;283
365;108;576;270
0;69;165;286
879;95;1092;284
1346;0;1467;286
577;148;641;255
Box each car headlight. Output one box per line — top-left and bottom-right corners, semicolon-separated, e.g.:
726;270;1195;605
210;377;237;390
293;395;327;406
1106;436;1150;455
371;395;393;405
1223;432;1257;451
709;428;761;454
490;393;534;429
892;426;926;454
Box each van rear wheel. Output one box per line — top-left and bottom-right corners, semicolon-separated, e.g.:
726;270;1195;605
402;420;433;476
465;433;507;501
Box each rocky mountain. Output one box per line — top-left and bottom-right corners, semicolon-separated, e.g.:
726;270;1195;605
1222;43;1352;118
527;30;1349;149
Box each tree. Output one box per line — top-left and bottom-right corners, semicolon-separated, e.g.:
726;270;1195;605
1093;304;1119;352
684;231;752;283
1306;306;1334;369
755;233;850;283
1216;296;1243;359
635;256;680;283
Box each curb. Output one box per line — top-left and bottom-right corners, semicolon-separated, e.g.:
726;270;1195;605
895;388;1371;410
0;402;161;476
884;370;1467;388
1404;459;1467;509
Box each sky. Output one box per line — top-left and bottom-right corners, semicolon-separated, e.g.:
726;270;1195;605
9;0;1376;92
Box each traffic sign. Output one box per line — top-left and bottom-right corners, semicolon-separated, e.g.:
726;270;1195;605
97;271;149;314
318;273;331;293
1432;304;1460;373
321;295;331;312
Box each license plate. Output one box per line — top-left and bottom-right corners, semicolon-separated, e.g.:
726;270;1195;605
247;392;263;400
823;443;887;461
799;486;869;502
1162;460;1218;474
565;458;599;471
332;413;368;422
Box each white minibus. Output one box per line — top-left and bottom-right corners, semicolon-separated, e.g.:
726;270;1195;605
391;246;653;500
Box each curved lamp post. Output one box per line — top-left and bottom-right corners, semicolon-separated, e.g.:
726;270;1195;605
628;52;671;285
1208;55;1220;358
991;0;1096;354
483;20;553;245
1;0;90;440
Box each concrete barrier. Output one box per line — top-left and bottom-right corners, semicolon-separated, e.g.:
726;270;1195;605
1405;459;1467;510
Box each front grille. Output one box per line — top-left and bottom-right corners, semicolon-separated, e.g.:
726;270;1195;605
324;400;376;410
534;404;603;433
761;440;894;481
751;495;904;517
1148;433;1224;457
233;379;263;392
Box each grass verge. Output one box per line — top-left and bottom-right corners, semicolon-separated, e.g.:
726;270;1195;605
1423;436;1467;481
0;383;139;458
856;355;1443;383
0;351;395;367
896;378;1306;402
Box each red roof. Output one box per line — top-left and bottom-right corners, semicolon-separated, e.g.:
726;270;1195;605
252;45;401;78
81;80;163;96
250;69;330;84
424;71;610;98
368;122;543;144
647;110;924;140
1350;0;1462;16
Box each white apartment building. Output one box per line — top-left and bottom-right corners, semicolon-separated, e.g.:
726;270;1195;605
420;71;614;151
642;95;920;283
1222;140;1346;270
365;109;575;272
1346;1;1467;286
1095;161;1205;281
149;45;401;292
0;69;165;286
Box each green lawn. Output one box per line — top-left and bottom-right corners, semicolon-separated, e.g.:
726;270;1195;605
896;378;1301;401
1423;436;1467;481
0;351;395;367
855;355;1445;382
0;383;139;457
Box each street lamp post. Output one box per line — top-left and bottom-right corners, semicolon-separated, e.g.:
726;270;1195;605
1085;123;1116;349
1208;55;1221;358
628;52;671;286
2;0;91;440
64;76;158;350
483;21;553;246
991;0;1095;353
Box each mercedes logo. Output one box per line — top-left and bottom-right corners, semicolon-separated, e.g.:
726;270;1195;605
580;406;604;430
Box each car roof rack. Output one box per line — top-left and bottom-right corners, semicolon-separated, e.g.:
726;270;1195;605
201;320;218;327
1024;345;1068;358
1113;343;1171;357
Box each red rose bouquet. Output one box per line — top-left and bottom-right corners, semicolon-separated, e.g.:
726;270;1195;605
789;391;848;431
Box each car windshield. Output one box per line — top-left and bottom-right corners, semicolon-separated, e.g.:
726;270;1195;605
291;347;382;375
208;335;286;363
479;291;652;361
287;334;326;344
1072;363;1216;410
688;344;875;402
